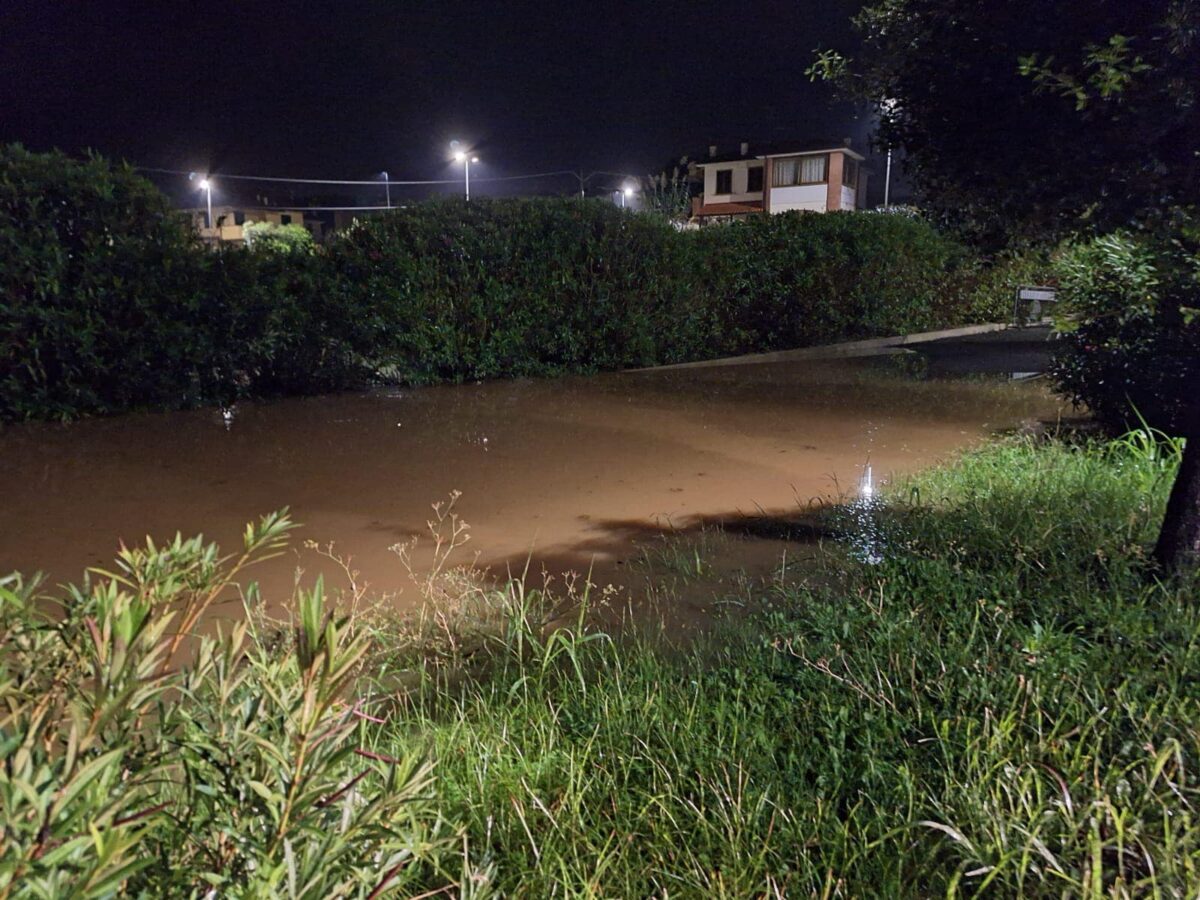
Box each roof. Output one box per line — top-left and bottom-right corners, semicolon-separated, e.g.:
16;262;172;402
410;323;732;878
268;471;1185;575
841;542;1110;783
696;139;865;165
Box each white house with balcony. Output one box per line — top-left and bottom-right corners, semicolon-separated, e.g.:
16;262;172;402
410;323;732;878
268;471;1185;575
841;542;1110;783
690;140;868;225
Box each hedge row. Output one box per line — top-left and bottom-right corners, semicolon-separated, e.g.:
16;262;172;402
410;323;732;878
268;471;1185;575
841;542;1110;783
1;146;1021;420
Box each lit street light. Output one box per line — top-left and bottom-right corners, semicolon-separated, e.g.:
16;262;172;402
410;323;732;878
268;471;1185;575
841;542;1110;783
198;177;213;231
880;97;898;208
452;146;479;201
620;184;634;208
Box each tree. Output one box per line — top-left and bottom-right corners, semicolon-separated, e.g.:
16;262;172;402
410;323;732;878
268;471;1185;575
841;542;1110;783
811;0;1200;572
811;0;1199;246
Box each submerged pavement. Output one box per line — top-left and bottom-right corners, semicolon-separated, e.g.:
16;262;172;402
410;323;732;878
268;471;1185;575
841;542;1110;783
1;357;1062;620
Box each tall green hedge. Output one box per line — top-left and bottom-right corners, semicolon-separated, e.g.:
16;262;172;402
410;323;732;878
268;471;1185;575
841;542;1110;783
0;146;392;418
329;198;711;380
697;211;969;352
2;147;1001;421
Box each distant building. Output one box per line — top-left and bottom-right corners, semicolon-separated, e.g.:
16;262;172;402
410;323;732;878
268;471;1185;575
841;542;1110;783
181;205;323;244
689;140;869;225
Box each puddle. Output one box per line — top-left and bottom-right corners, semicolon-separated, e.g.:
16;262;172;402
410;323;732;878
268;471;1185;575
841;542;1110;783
0;358;1063;613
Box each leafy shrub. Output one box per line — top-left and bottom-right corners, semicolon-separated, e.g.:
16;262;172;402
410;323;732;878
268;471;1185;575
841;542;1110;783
0;514;458;897
244;220;315;254
957;244;1057;323
1051;215;1200;434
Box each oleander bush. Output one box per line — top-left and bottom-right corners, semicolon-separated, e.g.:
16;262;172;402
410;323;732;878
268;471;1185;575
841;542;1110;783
0;513;462;898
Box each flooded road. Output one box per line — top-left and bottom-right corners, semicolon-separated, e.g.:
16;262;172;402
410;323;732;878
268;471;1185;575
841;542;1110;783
0;359;1061;607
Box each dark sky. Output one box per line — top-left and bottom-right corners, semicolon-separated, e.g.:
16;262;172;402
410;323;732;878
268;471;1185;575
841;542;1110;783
1;1;877;199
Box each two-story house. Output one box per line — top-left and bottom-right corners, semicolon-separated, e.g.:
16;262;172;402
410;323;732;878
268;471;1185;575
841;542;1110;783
690;140;868;225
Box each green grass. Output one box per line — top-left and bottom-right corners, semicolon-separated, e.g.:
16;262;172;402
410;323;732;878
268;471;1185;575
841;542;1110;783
3;432;1198;897
371;431;1199;896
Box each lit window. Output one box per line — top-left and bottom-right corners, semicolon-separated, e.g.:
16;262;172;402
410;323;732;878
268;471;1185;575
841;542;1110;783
771;155;828;187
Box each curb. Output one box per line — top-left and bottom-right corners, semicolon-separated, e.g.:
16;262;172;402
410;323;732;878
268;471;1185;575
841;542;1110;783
623;323;1013;373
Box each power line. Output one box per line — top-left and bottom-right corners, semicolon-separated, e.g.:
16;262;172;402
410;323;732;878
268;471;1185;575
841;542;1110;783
257;205;398;212
136;166;456;186
136;165;600;186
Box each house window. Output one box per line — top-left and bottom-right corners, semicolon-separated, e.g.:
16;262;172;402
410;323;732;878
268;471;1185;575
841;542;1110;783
800;154;828;184
714;169;733;194
280;214;292;225
842;157;859;188
747;166;764;192
234;210;246;226
771;154;829;187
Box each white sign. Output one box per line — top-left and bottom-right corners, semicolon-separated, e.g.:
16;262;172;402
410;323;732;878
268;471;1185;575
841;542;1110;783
1018;288;1056;303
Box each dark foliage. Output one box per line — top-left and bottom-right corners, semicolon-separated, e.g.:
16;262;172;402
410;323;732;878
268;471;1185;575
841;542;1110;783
2;147;998;420
1052;214;1200;436
0;146;394;419
698;210;970;350
812;0;1200;248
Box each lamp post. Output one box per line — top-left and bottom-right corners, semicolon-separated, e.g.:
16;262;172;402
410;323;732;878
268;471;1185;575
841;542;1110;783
883;150;893;208
452;149;479;201
880;97;898;209
380;171;391;208
621;185;634;208
199;177;213;231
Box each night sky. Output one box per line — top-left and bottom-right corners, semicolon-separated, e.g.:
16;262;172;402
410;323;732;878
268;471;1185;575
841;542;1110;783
1;1;881;202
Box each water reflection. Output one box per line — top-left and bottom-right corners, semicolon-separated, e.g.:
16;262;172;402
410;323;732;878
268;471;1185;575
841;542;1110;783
845;463;885;565
0;358;1062;602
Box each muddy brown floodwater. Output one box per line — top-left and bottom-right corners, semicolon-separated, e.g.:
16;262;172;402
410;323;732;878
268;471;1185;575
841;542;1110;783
1;359;1062;616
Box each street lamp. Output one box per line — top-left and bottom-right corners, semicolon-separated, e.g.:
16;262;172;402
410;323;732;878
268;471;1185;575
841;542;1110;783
621;184;634;208
880;97;899;208
452;147;479;201
198;177;213;230
380;171;391;208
